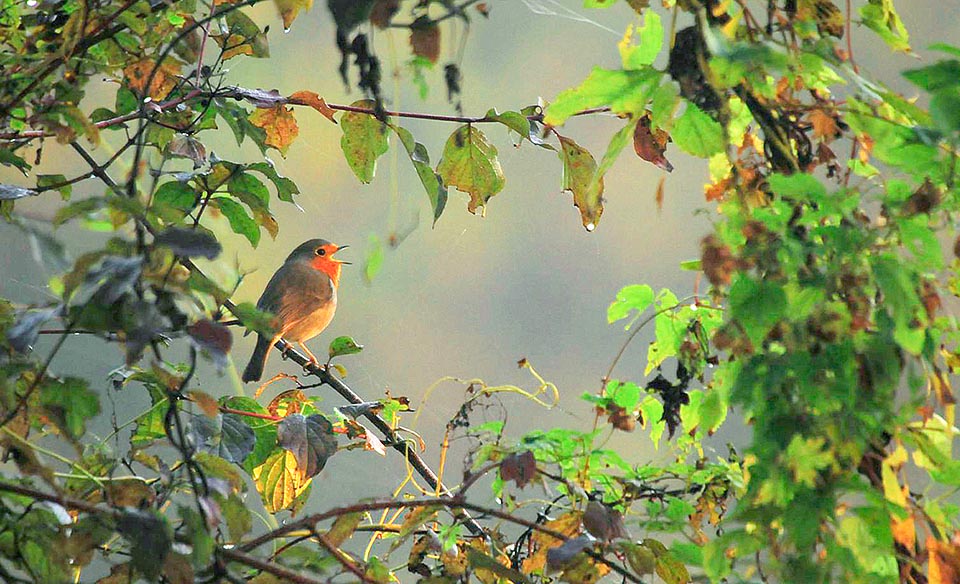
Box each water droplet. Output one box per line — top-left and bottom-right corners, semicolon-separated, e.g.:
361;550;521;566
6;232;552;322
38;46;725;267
283;26;291;34
585;222;596;232
26;0;38;7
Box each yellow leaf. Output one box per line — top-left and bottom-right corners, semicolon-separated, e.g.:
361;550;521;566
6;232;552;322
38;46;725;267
123;59;181;100
249;106;299;157
274;0;313;30
288;90;337;123
252;449;311;513
522;511;582;574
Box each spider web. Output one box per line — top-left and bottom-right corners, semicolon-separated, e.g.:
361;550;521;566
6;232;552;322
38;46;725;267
519;0;621;36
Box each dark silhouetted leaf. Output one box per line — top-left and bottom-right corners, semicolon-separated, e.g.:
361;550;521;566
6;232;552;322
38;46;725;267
545;536;593;572
188;320;232;371
117;509;172;580
277;413;339;479
7;306;61;352
154;227;222;259
221;396;278;471
191;412;257;464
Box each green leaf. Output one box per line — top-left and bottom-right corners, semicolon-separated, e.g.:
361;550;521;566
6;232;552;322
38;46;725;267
860;0;910;52
558;136;603;230
545;67;661;125
340;99;390;183
728;275;786;346
619;10;662;69
40;377;100;440
328;335;364;359
903;59;960;91
117;510;172;580
37;174;71;200
152;180;198;219
589;117;640;212
672;102;724;157
930;88;960;133
767;172;827;200
392;125;446;224
608;284;655;324
214;197;260;247
611;381;642;409
650;81;680;130
364;234;385;284
483;108;532;138
230;302;276;338
0;147;31;174
437;125;505;213
248;161;300;204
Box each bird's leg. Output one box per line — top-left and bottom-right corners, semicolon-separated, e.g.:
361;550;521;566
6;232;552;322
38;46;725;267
298;342;323;370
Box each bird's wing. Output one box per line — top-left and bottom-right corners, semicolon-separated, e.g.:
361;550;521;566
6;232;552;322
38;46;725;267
257;261;333;328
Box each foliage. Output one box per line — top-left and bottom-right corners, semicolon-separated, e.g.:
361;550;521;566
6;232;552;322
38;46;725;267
1;0;959;583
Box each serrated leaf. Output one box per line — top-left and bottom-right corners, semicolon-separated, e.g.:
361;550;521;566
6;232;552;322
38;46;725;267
544;67;660;126
672;102;724;157
191;413;257;464
619;10;662;69
340;99;390;183
40;376;99;440
437;125;504;213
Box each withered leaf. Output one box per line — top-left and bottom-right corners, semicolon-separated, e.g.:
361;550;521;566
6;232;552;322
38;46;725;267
500;450;537;488
288;90;337;122
276;413;339;479
558;136;602;230
410;17;441;63
633;115;673;172
249;105;299;156
123;59;181;100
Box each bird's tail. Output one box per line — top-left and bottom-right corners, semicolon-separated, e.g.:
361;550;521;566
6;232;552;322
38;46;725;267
242;335;272;383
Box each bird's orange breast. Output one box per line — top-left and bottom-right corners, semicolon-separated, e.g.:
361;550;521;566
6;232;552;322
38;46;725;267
310;256;342;287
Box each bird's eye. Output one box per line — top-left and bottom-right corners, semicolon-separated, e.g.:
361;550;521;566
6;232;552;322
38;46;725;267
316;248;326;256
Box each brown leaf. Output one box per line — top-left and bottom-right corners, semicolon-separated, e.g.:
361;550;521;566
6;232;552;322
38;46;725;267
123;59;181;100
808;108;839;141
701;234;737;287
249;106;299;156
704;176;732;202
633;115;673;172
267;389;308;417
904;178;942;216
288;90;337;123
582;500;629;542
655;175;665;213
476;2;491;16
410;18;441;63
558;136;603;230
188;391;221;418
500;450;537;488
369;0;399;28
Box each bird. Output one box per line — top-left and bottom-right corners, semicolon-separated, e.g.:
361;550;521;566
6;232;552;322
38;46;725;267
241;238;349;383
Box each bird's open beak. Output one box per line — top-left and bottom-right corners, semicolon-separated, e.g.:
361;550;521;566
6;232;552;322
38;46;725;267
333;245;351;265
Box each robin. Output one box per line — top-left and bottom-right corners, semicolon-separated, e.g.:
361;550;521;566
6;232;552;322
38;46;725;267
241;239;349;383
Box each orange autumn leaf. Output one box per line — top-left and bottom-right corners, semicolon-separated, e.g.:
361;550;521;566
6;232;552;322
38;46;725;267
928;536;960;584
249;105;299;156
288;91;337;123
808;109;839;141
123;59;181;100
522;511;582;574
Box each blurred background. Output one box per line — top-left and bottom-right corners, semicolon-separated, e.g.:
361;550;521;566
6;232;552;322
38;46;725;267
1;0;959;514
